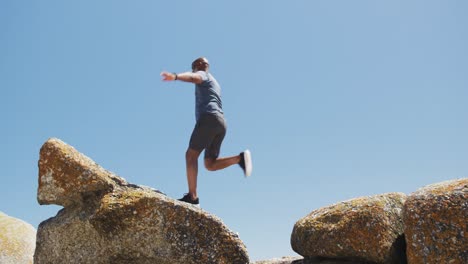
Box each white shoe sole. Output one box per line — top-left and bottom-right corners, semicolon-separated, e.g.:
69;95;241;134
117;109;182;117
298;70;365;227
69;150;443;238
243;150;252;177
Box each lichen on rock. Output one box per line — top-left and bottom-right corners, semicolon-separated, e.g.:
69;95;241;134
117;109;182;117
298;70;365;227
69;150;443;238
403;178;467;264
35;138;249;264
291;193;407;264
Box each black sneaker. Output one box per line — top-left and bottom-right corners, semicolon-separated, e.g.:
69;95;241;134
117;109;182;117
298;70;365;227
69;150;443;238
239;150;252;177
178;193;200;206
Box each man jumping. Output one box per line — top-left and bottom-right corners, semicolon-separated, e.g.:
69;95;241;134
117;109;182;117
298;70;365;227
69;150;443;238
161;57;252;205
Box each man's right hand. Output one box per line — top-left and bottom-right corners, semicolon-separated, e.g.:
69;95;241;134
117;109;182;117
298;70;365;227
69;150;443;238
160;71;204;84
160;71;176;81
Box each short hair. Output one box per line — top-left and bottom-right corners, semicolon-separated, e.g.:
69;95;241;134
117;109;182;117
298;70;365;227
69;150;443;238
191;57;209;71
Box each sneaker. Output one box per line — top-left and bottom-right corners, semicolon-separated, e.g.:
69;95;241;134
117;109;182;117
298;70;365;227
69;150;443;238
239;150;252;177
178;193;200;206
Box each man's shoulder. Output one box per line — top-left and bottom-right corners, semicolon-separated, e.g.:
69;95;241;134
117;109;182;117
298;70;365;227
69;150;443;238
195;71;209;80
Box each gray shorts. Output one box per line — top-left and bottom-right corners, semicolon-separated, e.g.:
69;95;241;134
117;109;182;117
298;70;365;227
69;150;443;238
189;114;226;159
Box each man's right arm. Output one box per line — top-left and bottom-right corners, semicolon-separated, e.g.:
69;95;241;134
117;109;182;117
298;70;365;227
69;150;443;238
161;71;203;84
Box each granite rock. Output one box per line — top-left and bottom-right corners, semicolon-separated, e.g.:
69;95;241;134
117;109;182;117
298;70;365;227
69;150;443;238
403;178;467;264
37;138;116;207
35;138;249;264
252;256;303;264
291;193;407;264
0;211;36;264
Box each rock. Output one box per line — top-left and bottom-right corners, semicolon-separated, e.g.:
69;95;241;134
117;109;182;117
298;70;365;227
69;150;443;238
254;256;388;264
251;256;375;264
35;138;249;264
37;138;116;207
303;256;373;264
0;211;36;264
402;178;467;264
291;193;407;264
252;256;303;264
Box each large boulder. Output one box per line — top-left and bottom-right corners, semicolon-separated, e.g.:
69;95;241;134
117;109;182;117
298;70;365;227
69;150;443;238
35;138;249;264
291;193;407;264
402;178;467;264
0;211;36;264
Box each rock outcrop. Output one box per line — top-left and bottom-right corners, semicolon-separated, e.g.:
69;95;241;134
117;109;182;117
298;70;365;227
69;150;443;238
35;138;249;264
291;193;407;264
0;211;36;264
403;178;467;264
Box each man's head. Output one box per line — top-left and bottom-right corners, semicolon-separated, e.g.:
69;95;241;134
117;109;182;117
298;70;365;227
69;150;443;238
192;57;210;72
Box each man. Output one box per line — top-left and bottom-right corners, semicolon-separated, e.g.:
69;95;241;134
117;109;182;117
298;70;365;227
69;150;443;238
161;57;252;205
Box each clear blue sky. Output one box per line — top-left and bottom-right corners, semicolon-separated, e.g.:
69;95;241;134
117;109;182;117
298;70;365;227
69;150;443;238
1;0;467;261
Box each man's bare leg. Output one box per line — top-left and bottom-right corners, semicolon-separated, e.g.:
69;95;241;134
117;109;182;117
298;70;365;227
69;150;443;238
204;155;241;171
185;148;201;200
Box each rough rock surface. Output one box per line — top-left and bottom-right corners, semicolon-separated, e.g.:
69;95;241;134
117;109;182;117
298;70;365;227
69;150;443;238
37;138;115;207
291;193;407;264
35;138;249;264
252;256;303;264
0;211;36;264
252;256;389;264
403;178;467;264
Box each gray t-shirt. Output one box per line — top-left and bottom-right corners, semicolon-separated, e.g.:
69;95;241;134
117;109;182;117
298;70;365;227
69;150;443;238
195;71;223;121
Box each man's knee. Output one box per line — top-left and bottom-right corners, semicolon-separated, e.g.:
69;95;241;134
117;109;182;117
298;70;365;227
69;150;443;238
186;148;201;162
204;158;217;171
